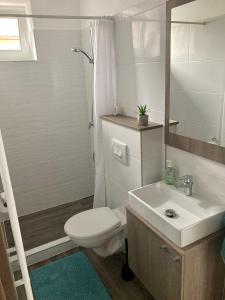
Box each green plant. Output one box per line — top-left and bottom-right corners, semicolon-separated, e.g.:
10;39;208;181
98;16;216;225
138;105;148;116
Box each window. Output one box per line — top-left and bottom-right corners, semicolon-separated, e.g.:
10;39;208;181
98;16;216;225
0;18;21;50
0;6;37;61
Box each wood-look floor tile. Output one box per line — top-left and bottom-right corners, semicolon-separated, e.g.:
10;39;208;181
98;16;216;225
5;196;93;250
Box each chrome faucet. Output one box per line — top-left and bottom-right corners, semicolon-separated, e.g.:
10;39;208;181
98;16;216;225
175;175;193;196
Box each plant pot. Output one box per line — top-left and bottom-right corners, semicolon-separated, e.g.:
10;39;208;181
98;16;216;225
138;114;149;126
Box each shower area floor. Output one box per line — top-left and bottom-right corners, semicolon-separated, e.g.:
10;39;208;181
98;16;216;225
5;196;93;250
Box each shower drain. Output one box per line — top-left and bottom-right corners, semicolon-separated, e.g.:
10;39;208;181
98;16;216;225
165;209;178;218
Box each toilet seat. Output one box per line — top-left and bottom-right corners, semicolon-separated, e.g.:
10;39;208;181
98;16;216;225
64;207;123;247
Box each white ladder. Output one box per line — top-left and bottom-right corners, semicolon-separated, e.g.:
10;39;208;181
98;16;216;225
0;130;34;300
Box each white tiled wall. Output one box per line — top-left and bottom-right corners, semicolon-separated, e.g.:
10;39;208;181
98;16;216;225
141;129;163;185
170;17;225;144
167;146;225;204
115;3;166;123
102;119;163;208
114;0;225;204
0;29;94;216
80;0;145;17
102;121;142;208
112;2;167;204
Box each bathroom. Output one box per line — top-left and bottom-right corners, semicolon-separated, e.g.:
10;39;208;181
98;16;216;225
0;0;225;299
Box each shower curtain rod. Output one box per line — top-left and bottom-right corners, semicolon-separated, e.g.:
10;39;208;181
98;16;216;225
0;13;113;20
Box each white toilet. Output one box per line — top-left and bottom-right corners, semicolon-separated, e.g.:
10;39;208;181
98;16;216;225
64;206;126;257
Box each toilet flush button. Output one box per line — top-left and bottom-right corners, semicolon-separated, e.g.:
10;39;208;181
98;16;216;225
112;139;127;164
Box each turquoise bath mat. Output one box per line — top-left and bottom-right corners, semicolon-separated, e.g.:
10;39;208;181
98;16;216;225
30;252;112;300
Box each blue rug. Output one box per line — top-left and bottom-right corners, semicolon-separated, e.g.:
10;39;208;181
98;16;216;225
30;252;112;300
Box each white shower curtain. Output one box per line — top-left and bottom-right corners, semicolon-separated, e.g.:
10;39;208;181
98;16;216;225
92;20;117;208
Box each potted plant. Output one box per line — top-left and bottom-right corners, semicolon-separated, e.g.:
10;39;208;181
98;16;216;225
137;105;149;126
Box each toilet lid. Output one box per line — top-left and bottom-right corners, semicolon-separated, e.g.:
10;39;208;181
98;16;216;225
64;207;121;240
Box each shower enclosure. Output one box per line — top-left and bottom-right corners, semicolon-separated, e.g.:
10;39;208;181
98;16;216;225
0;10;115;300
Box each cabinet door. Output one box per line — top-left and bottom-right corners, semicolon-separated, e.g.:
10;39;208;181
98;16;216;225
183;234;225;300
127;210;182;300
127;210;150;288
148;228;182;300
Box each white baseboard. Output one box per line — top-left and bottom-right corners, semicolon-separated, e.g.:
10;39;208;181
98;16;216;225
11;236;77;271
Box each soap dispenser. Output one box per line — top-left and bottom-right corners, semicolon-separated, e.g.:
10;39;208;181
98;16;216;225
165;160;176;185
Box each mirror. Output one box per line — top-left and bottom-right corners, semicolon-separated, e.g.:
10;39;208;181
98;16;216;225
166;0;225;164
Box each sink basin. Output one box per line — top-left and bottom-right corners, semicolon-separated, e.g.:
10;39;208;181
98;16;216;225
128;182;225;247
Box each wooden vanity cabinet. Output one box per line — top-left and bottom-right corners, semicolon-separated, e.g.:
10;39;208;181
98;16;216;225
127;208;225;300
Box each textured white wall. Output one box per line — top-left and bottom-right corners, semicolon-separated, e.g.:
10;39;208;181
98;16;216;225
167;146;225;203
30;0;81;30
80;0;143;16
102;121;163;209
102;120;142;209
114;0;225;199
0;18;94;216
115;2;166;123
30;0;80;14
172;0;225;23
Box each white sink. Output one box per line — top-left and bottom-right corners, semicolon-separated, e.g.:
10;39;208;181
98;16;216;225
128;182;225;247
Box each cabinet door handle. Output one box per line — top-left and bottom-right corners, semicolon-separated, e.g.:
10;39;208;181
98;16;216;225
160;245;181;263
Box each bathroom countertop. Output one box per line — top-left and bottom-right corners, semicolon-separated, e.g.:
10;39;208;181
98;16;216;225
101;114;178;132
